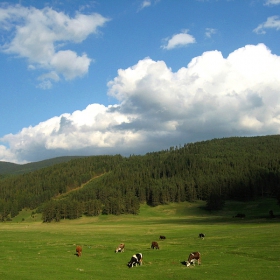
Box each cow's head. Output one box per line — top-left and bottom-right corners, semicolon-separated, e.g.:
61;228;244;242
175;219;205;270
186;259;196;267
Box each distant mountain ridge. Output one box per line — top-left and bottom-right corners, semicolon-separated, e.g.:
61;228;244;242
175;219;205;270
0;156;85;175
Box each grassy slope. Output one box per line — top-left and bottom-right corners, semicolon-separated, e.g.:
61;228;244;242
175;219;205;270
0;199;279;280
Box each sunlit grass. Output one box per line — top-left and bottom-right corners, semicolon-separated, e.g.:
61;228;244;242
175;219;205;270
0;199;280;279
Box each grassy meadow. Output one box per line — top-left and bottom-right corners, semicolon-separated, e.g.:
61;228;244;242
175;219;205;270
0;199;280;280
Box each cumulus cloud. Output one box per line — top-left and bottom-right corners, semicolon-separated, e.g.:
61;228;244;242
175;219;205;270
0;4;109;87
253;15;280;34
162;30;196;50
50;50;91;80
0;145;23;164
1;43;280;163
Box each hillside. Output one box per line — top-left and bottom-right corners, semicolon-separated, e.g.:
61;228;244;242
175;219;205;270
0;156;85;175
0;135;280;222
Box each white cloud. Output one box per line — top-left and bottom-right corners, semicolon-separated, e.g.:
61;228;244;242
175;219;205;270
37;80;53;90
205;28;217;38
140;1;151;10
0;4;109;87
264;0;280;5
1;43;280;163
50;50;91;80
37;71;60;89
162;31;196;50
138;0;160;11
38;71;60;82
253;15;280;34
0;144;25;164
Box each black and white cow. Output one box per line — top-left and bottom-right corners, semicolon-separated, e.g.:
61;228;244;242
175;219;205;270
198;233;205;239
127;253;143;268
115;243;125;253
186;252;201;267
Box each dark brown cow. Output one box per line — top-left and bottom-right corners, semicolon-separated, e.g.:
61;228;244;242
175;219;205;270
159;235;166;240
115;243;125;253
151;241;159;249
76;245;82;257
186;252;201;267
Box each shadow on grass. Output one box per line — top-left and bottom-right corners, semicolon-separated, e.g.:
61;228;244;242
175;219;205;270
143;215;280;225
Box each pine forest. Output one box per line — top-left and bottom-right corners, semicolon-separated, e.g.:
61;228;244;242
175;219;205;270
0;135;280;222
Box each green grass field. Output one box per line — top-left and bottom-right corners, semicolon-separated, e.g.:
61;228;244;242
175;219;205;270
0;199;279;280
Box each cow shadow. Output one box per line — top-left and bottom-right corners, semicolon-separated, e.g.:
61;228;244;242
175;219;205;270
181;261;187;266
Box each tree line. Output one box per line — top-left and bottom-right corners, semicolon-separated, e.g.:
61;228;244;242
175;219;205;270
0;135;280;222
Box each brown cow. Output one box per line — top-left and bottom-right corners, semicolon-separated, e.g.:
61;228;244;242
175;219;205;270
159;235;166;240
151;241;159;249
115;243;125;253
186;252;201;266
76;245;82;257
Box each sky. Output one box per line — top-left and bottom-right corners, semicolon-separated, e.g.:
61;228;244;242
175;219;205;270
0;0;280;163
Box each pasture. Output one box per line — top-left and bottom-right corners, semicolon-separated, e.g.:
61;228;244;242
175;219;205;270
0;199;279;280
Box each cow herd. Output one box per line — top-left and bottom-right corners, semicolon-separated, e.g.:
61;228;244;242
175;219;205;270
75;233;205;268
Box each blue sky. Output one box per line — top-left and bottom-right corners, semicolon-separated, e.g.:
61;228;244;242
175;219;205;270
0;0;280;163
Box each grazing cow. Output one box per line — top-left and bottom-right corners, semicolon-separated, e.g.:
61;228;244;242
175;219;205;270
198;233;205;239
186;252;201;267
159;235;166;240
151;241;159;249
115;243;125;253
76;245;82;257
127;253;143;268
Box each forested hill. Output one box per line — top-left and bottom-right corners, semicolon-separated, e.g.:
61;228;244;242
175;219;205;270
0;156;85;176
0;135;280;222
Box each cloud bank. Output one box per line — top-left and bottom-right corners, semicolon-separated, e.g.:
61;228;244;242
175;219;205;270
0;4;109;88
1;43;280;163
